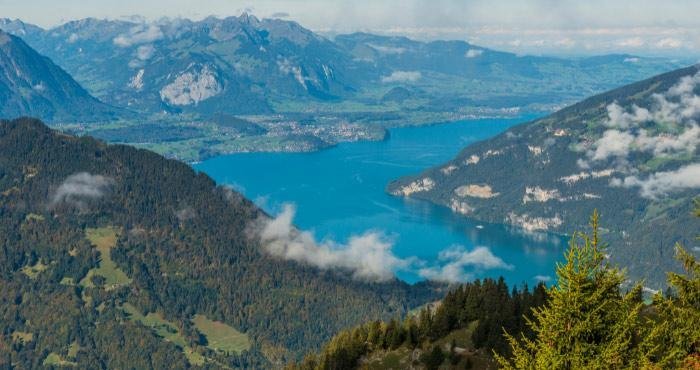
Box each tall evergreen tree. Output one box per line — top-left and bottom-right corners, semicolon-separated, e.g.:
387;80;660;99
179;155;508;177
642;202;700;368
497;211;648;369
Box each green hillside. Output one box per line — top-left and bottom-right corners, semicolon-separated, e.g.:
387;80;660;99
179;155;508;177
0;118;441;368
388;65;700;289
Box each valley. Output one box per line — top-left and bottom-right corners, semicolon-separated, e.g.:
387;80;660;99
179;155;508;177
0;3;699;369
195;116;566;286
0;15;690;162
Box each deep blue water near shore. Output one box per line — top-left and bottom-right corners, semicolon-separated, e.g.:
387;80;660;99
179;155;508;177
195;117;566;286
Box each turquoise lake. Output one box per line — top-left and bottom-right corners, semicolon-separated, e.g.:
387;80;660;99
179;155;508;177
195;117;566;286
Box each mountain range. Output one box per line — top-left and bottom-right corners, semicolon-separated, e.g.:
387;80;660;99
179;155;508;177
388;65;700;288
0;15;691;164
0;11;698;370
0;15;687;121
0;29;119;122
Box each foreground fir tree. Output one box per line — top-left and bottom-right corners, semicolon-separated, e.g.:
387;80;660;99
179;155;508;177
288;207;699;370
499;207;700;370
643;204;700;367
496;211;648;369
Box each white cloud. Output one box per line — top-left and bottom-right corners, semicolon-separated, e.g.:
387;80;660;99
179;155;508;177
555;38;576;47
635;125;700;156
534;275;552;282
257;204;514;283
617;37;645;48
257;204;413;281
367;43;406;54
136;44;155;60
113;24;163;47
508;39;522;47
604;102;652;129
611;163;700;198
668;72;700;97
6;1;700;56
418;245;512;283
50;172;113;208
655;37;683;49
590;129;635;161
465;48;483;58
381;70;421;83
588;72;700;164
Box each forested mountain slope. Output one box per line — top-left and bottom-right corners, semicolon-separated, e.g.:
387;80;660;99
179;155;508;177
388;65;700;288
0;118;441;368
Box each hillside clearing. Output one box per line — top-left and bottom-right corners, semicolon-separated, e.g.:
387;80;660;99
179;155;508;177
79;227;131;289
192;314;251;354
121;303;206;366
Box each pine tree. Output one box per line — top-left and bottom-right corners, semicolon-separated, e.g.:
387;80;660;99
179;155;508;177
418;306;432;339
642;202;700;368
497;211;648;369
403;316;419;348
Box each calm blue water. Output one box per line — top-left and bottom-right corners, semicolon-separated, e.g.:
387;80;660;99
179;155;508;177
195;118;566;286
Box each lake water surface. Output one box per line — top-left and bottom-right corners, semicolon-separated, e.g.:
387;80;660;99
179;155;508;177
195;117;566;286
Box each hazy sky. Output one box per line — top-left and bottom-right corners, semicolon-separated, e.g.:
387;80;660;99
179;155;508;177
1;0;699;56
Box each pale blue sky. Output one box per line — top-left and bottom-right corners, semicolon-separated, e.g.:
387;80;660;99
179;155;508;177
1;0;699;56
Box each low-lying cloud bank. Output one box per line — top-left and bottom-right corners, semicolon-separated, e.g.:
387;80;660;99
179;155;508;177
258;204;412;281
113;24;163;47
255;203;513;283
50;172;113;209
381;70;421;83
418;245;513;283
465;48;483;58
611;163;700;199
583;71;700;198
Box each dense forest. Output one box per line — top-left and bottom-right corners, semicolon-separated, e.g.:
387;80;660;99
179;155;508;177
0;118;442;368
287;279;548;370
290;210;700;369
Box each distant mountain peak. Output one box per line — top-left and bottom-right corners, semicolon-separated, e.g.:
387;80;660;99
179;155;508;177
0;30;121;122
